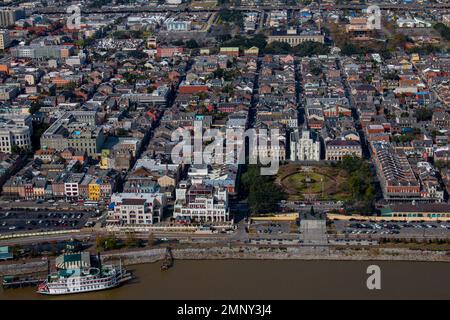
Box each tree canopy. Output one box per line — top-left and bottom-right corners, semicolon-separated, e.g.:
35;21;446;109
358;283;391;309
434;23;450;41
218;9;243;27
263;40;330;56
337;156;376;205
224;34;267;51
415;107;433;122
241;165;287;215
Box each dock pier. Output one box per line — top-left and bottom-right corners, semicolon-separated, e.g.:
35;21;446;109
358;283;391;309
1;259;48;290
160;247;174;271
2;276;44;289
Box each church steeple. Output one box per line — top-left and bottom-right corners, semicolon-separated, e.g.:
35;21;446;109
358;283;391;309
302;121;308;132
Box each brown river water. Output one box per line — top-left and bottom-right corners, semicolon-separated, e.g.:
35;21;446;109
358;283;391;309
1;260;450;300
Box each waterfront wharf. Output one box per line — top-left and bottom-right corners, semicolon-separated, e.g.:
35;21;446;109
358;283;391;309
2;274;45;289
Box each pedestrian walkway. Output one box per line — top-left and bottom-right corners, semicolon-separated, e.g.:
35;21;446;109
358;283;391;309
299;213;328;245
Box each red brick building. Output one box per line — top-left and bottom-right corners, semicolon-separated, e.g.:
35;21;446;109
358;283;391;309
156;47;183;58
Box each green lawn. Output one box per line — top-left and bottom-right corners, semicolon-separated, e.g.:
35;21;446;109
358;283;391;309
285;172;326;193
278;165;352;202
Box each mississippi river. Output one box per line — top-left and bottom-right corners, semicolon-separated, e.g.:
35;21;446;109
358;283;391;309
1;260;450;299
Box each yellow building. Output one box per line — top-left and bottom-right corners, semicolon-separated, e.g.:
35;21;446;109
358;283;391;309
399;59;413;70
411;53;420;63
100;149;110;170
157;175;176;188
200;48;210;55
244;46;259;56
219;47;239;56
33;185;45;199
88;182;101;201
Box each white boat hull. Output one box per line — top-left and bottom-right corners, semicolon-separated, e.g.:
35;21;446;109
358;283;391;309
37;273;132;296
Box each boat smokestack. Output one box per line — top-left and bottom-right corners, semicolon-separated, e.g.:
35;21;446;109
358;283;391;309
97;252;102;269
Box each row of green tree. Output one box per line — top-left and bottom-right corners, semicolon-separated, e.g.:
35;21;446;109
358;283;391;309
96;233;158;251
334;156;376;207
434;23;450;41
218;9;244;27
265;40;330;56
223;34;330;57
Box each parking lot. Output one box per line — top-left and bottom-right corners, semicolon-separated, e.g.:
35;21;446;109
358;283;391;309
0;210;95;235
332;220;450;238
250;221;293;235
0;199;104;212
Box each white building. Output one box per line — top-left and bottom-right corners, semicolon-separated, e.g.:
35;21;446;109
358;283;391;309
64;181;79;198
443;15;450;27
165;19;191;32
0;122;31;153
108;192;165;225
174;182;229;222
268;10;287;28
244;12;258;33
65;53;86;67
290;129;321;161
63;173;85;199
255;133;286;162
396;17;432;28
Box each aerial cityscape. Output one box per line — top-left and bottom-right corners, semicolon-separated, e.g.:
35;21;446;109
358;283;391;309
0;0;449;301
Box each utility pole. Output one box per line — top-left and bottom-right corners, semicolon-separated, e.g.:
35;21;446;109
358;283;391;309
321;177;324;198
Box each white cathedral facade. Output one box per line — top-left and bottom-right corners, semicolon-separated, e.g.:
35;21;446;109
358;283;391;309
290;129;321;161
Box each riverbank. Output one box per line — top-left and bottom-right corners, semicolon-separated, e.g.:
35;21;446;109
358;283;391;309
0;260;48;277
2;245;450;277
100;245;450;266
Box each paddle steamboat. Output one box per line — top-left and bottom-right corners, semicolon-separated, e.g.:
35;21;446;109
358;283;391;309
37;251;131;295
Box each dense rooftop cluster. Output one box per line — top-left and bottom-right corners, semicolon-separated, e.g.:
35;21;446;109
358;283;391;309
0;0;449;229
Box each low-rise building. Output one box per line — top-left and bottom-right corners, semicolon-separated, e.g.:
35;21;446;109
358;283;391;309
325;139;362;161
165;19;191;32
380;203;450;219
374;145;421;201
0;85;19;101
267;29;325;46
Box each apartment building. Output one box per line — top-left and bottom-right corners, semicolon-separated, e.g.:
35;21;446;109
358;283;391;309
0;8;25;27
174;182;230;222
0;30;11;50
108;192;165;225
11;45;74;60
